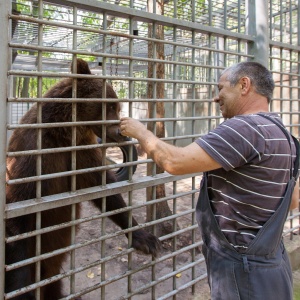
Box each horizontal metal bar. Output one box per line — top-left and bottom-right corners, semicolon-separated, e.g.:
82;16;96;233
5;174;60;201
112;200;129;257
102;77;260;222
269;40;300;52
8;97;216;103
286;211;300;220
6;163;123;185
7;119;119;130
123;257;205;300
157;274;207;300
9;14;128;38
270;56;300;63
283;225;300;235
6;172;201;218
8;115;217;131
157;223;199;242
274;83;300;88
272;98;300;101
7;143;115;157
6;131;208;157
8;69;218;86
272;71;300;77
272;111;300;116
9;42;250;68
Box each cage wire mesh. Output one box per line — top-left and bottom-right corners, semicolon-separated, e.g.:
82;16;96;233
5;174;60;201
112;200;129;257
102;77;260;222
3;0;300;299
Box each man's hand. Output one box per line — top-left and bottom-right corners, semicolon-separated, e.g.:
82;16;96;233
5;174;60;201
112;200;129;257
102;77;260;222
120;117;147;140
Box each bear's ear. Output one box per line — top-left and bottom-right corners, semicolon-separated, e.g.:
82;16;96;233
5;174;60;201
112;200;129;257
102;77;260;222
71;58;92;75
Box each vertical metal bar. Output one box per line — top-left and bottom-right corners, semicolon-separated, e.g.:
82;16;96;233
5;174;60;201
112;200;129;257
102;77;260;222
151;20;157;300
269;0;273;40
152;22;157;161
245;0;255;58
298;0;300;49
223;0;227;30
279;0;283;43
289;0;292;44
298;0;300;235
208;34;215;130
285;47;294;240
127;16;134;300
237;39;242;63
288;48;293;240
153;0;156;14
173;0;177;19
0;0;10;298
70;5;78;295
288;49;292;135
172;179;177;300
172;29;177;147
255;0;269;66
101;12;108;300
224;36;228;67
35;2;43;298
71;9;77;192
190;11;196;293
172;25;177;300
191;0;195;25
269;44;274;113
237;0;241;33
208;0;212;26
280;48;283;119
246;0;269;66
288;1;296;236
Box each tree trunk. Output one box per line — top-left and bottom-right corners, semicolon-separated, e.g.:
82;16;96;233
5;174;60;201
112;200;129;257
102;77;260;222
146;1;174;237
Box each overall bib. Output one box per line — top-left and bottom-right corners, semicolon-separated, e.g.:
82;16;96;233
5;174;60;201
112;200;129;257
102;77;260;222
196;116;299;300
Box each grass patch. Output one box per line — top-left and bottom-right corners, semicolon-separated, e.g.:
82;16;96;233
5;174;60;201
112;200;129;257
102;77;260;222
294;285;300;300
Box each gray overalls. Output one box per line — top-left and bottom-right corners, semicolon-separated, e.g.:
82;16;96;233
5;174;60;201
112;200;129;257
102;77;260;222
196;116;299;300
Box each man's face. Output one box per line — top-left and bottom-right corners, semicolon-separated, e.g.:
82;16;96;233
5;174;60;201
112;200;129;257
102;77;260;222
214;73;242;118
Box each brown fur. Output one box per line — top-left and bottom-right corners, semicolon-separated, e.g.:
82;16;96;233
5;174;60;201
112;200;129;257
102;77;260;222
6;59;161;300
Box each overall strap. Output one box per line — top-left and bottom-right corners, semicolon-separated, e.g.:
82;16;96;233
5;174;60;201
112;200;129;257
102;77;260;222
258;113;299;179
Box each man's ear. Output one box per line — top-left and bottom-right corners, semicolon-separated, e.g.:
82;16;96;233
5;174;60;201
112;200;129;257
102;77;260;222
240;77;251;95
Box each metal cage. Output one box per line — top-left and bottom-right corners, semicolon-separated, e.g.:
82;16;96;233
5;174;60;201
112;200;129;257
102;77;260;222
0;0;299;299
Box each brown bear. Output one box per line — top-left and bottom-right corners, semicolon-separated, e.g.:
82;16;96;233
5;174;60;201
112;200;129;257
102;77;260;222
5;59;161;299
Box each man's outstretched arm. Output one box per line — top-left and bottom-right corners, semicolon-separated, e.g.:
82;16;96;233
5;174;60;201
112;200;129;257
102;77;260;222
120;117;221;175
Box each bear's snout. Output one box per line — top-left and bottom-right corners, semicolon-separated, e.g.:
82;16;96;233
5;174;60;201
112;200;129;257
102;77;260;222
106;126;127;143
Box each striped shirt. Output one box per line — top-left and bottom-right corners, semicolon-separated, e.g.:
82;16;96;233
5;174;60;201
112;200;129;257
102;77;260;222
196;113;297;253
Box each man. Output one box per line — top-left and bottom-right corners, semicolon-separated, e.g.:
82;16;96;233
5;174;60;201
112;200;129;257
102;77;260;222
120;62;299;299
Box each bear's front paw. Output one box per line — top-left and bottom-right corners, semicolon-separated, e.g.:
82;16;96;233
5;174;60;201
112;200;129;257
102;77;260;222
131;229;162;258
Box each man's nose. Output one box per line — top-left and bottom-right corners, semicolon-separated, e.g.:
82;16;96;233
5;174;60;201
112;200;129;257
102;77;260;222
213;95;219;103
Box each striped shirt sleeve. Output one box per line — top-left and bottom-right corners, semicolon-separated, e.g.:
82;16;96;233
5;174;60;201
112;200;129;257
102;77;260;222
195;116;266;171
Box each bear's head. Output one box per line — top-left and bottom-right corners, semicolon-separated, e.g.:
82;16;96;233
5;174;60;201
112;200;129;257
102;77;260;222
43;58;126;144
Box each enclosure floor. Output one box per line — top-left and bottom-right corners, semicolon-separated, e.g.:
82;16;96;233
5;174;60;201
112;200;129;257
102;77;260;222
61;152;300;300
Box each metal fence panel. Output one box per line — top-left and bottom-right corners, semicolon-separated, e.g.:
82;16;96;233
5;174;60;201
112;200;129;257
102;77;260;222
1;0;300;299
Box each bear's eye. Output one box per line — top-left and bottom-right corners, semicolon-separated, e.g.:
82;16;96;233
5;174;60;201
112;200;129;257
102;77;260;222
108;104;115;111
